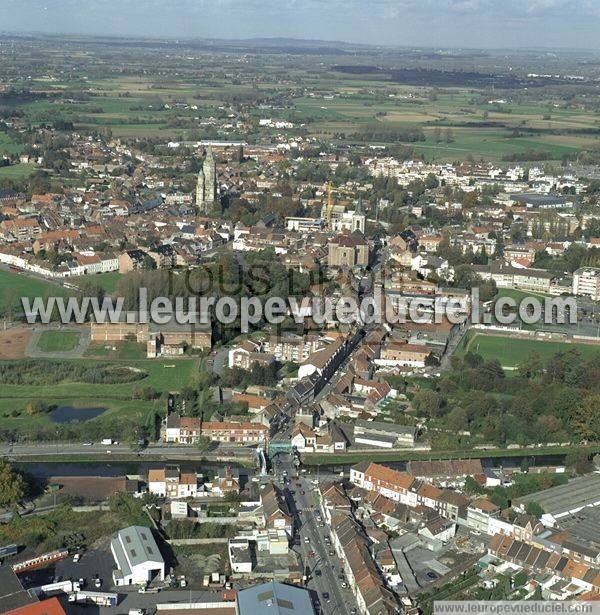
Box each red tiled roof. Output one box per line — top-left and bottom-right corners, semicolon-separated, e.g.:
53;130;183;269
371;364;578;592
6;597;66;615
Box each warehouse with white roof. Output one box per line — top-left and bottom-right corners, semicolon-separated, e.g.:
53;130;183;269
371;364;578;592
111;525;165;586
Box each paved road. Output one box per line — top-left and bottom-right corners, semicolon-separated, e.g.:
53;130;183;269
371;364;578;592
275;459;359;615
208;345;229;376
64;589;228;615
0;441;257;461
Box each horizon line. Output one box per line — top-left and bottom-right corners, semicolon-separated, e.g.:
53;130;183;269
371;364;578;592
1;30;599;54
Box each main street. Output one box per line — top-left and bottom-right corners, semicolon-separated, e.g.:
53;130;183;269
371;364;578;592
274;456;359;615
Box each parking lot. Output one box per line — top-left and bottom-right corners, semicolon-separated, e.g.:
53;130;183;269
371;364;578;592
55;548;116;590
18;548;117;592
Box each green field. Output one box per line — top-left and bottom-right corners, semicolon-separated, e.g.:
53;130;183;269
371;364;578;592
36;330;80;352
74;272;122;295
0;356;199;439
84;341;147;360
0;357;199;399
0;163;36;180
458;332;600;368
0;133;23;155
0;396;160;431
0;268;72;310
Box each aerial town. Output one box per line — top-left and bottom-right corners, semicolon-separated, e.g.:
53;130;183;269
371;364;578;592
1;10;600;615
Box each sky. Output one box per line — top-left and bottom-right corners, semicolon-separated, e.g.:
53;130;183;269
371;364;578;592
1;0;600;50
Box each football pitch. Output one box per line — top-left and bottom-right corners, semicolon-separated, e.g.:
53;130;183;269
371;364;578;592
459;332;600;368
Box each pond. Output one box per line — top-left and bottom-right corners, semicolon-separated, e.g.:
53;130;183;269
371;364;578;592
49;405;107;423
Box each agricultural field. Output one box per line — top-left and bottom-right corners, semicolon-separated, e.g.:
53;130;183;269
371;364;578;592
2;39;598;163
457;331;600;368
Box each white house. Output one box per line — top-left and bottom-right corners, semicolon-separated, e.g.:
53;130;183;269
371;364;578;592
111;525;165;587
148;466;197;499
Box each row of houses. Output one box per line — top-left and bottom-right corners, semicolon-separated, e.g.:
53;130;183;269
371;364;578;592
489;534;600;594
319;484;400;614
163;413;269;445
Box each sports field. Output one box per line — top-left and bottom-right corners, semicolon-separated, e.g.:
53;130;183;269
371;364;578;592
459;332;600;368
37;330;80;352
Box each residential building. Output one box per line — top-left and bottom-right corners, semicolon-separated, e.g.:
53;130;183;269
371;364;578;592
260;484;293;536
164;413;268;445
147;244;175;269
118;249;148;273
147;466;197;499
573;267;600;301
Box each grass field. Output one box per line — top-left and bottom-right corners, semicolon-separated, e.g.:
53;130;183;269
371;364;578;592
36;330;80;352
0;357;200;399
0;133;23;155
0;268;72;307
84;341;147;360
0;396;160;431
458;332;600;368
0;355;199;437
74;272;122;295
0;163;36;180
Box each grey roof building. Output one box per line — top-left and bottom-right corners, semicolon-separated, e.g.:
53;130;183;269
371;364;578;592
110;525;165;587
237;581;315;614
516;474;600;523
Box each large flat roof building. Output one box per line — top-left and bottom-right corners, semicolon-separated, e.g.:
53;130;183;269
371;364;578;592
237;581;315;615
516;474;600;525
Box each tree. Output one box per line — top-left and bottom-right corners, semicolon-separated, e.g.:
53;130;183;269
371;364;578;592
424;173;439;190
446;407;469;432
570;394;600;441
411;390;444;418
464;351;483;368
464;476;484;495
513;571;528;588
490;490;509;509
0;460;26;507
525;501;544;518
195;435;211;452
565;450;593;475
518;352;542;379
